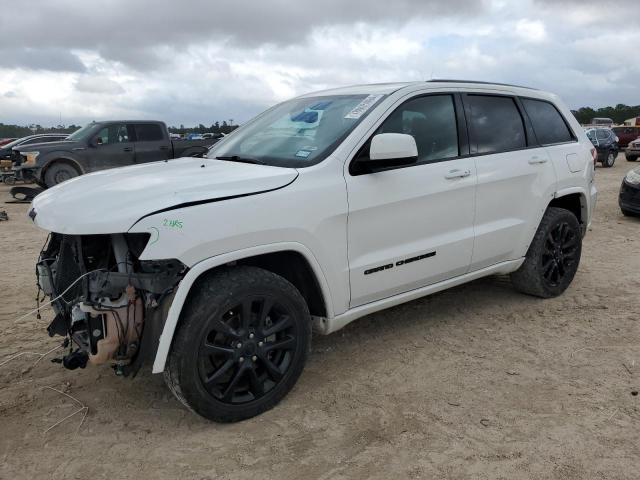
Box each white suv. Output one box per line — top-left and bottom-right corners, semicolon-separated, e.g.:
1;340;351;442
31;80;597;422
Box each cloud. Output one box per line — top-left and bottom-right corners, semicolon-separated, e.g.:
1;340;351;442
0;48;86;72
515;19;546;43
1;0;640;127
75;75;125;95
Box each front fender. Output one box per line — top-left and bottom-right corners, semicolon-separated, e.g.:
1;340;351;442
150;242;333;374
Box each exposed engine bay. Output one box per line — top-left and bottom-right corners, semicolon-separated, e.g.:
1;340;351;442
37;232;186;375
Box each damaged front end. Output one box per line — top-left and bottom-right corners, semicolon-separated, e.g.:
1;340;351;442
37;233;186;376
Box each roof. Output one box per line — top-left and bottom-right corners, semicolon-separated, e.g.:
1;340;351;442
300;79;549;99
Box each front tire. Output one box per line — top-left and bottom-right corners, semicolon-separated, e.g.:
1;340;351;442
511;207;582;298
164;266;311;422
44;161;80;188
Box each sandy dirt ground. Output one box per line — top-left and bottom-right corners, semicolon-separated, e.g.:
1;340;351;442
0;156;639;480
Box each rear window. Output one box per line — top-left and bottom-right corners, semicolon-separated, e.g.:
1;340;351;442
521;98;574;145
466;95;526;154
135;124;164;142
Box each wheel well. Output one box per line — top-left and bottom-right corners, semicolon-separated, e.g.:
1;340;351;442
187;251;327;318
234;251;327;317
548;193;585;224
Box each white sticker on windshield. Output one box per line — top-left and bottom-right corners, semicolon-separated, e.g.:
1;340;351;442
344;94;384;119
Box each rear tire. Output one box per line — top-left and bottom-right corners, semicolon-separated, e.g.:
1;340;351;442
164;266;311;422
511;207;582;298
621;208;637;217
603;151;616;168
44;161;80;188
626;156;637;162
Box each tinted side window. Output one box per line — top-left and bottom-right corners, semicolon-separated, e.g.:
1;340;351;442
135;124;164;142
376;95;458;163
521;98;574;145
22;138;43;145
466;95;526;154
596;129;609;141
96;124;130;144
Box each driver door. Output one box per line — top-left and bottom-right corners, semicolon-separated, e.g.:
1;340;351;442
345;93;477;307
90;123;135;171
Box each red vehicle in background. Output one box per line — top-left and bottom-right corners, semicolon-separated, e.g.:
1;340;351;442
0;138;17;146
612;126;640;148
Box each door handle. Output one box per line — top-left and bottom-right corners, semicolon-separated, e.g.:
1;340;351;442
528;156;548;164
123;147;133;152
444;169;471;179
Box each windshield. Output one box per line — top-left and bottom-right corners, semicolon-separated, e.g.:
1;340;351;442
67;123;97;141
207;94;385;167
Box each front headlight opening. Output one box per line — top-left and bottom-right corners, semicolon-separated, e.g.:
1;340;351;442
23;151;39;166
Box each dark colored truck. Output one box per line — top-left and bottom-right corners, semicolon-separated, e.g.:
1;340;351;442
12;120;219;187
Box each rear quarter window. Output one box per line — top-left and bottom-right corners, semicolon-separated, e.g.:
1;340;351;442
521;98;575;145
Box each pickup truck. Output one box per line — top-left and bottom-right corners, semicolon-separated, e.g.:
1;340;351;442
12;120;218;187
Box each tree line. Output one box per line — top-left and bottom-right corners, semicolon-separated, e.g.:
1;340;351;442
2;103;640;139
571;104;640;125
0;121;239;138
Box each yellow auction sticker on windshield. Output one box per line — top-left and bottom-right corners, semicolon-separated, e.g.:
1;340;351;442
344;94;384;119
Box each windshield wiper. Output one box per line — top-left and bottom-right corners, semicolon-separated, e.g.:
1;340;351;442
215;155;265;165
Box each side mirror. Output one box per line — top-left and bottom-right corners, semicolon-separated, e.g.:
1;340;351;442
369;133;418;163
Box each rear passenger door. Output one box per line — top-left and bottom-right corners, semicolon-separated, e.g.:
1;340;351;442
519;97;580;194
462;93;557;271
133;123;171;164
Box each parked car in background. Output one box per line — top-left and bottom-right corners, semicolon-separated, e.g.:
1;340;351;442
30;80;597;422
0;138;17;147
626;138;640;162
202;132;224;140
12;120;219;187
585;127;619;167
619;166;640;216
612;126;640;149
0;133;68;160
590;117;614;127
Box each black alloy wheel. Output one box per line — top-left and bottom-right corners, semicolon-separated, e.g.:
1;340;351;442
198;296;297;404
164;266;311;422
510;207;582;298
540;221;579;287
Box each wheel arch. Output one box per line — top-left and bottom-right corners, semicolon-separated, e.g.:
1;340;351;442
548;188;589;236
41;156;84;183
151;242;333;374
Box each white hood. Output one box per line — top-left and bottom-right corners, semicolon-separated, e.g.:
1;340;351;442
31;157;298;234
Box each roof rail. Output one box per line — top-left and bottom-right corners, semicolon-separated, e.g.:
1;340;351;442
426;79;538;90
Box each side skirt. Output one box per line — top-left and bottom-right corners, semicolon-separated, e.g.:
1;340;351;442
314;258;524;335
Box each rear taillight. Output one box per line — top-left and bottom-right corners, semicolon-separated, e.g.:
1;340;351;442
591;147;597;169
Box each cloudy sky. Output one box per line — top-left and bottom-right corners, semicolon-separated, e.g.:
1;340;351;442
0;0;638;127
